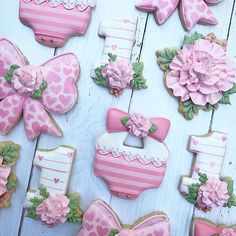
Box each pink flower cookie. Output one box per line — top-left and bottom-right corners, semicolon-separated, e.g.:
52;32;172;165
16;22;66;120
136;0;223;31
192;218;236;236
77;200;171;236
24;145;82;227
19;0;96;47
94;108;171;199
179;131;236;212
156;32;236;120
0;38;79;141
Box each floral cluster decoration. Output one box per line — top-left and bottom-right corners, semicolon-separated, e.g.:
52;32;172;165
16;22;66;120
156;32;236;120
213;228;236;236
185;173;236;212
94;53;147;96
26;186;83;227
0;142;20;208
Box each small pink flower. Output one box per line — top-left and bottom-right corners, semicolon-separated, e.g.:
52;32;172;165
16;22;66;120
220;228;236;236
126;113;152;137
36;194;70;226
102;59;134;90
196;177;230;212
12;65;43;95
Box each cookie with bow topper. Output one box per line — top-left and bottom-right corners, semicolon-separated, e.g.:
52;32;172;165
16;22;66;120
0;141;20;208
156;32;236;120
77;200;171;236
0;38;79;141
94;108;170;199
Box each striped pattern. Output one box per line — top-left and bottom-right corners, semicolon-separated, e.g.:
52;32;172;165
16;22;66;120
34;146;75;195
94;151;166;199
19;0;92;46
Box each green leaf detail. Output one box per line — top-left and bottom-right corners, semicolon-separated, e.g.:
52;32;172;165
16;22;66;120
66;193;83;223
0;142;20;166
94;65;109;87
39;186;50;199
156;47;179;71
6;174;18;192
149;123;157;133
108;53;117;62
198;173;208;184
179;99;199;120
219;83;236;105
121;116;130;126
131;62;147;90
133;61;144;75
183;32;204;45
4;64;20;84
108;229;119;236
31;80;48;99
26;197;44;220
203;103;219;111
39;80;48;90
185;182;201;204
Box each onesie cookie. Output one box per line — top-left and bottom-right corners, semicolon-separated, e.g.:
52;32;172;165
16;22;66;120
77;200;170;236
19;0;96;47
0;141;20;208
180;131;236;212
0;38;79;141
94;108;171;199
136;0;223;31
24;145;82;227
156;32;236;120
191;218;236;236
92;18;147;96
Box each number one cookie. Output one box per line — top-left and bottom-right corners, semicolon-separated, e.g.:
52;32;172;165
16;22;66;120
180;131;227;194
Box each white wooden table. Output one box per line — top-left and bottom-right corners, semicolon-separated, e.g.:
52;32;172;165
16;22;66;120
0;1;236;235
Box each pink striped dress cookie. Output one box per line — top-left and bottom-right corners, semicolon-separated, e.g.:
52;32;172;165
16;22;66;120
136;0;224;31
94;108;171;200
77;200;171;236
0;38;79;141
24;145;83;227
92;18;147;96
180;131;236;212
19;0;96;47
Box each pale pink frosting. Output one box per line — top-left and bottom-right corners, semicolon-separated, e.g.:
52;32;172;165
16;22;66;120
12;65;43;95
0;157;11;197
220;228;236;236
126;113;152;137
36;194;70;226
102;59;134;89
196;177;230;211
166;39;236;106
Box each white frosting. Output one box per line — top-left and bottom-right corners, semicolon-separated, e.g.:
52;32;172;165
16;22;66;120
96;132;170;167
24;0;96;10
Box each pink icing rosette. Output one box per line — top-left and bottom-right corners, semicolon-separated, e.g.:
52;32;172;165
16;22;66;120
166;39;236;106
220;228;236;236
36;194;70;226
196;177;230;212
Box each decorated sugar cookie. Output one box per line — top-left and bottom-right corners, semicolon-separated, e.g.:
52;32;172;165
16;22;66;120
180;131;236;212
0;141;20;208
92;18;147;96
24;145;82;227
0;38;79;141
156;32;236;120
19;0;96;47
94;108;171;199
191;218;236;236
77;200;170;236
136;0;223;31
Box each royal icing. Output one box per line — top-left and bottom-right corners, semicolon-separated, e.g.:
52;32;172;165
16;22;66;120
0;38;79;141
192;218;236;236
19;0;96;47
94;108;171;199
77;200;171;236
24;145;82;227
136;0;222;31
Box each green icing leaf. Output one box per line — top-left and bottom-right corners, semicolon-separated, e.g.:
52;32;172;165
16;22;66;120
149;123;157;133
179;99;199;120
199;173;208;184
66;193;83;223
203;103;219;111
131;62;147;90
39;186;50;199
108;53;117;62
183;32;204;45
26;196;44;220
39;80;48;90
108;229;119;236
156;47;179;71
121;116;130;126
133;61;144;75
4;64;20;84
223;177;236;208
6;174;18;192
94;65;109;87
0;142;20;166
219;83;236;105
31;80;48;99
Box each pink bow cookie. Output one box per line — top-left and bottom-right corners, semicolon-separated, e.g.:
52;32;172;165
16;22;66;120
77;200;170;236
0;157;11;197
0;38;79;141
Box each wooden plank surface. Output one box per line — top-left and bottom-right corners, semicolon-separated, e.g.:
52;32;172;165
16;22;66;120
0;0;235;235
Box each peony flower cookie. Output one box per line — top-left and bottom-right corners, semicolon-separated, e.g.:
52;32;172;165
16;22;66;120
136;0;223;31
24;145;82;227
92;18;147;96
191;218;236;236
19;0;96;47
180;131;236;212
94;108;171;199
156;32;236;120
77;200;171;236
0;141;20;208
0;38;79;141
